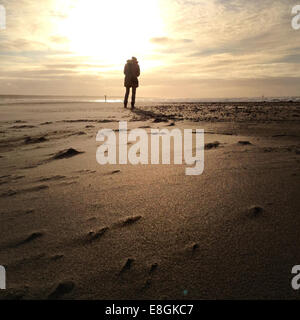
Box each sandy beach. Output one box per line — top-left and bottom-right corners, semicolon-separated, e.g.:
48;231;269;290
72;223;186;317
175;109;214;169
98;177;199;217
0;100;300;300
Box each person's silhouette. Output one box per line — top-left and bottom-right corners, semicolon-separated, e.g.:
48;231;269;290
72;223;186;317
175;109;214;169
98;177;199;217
124;57;140;109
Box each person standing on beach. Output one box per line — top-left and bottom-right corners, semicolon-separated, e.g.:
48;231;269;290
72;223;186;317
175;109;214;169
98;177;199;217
124;57;140;109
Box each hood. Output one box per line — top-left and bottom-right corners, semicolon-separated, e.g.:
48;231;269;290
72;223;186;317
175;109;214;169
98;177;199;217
127;58;139;64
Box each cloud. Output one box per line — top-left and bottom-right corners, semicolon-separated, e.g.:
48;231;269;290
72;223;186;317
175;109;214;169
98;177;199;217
0;0;299;97
150;37;193;45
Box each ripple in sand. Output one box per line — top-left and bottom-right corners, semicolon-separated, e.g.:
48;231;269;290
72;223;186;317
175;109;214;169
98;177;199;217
71;131;86;136
15;232;44;247
120;215;142;226
0;185;49;198
10;125;35;129
61;119;116;124
14;120;27;124
76;169;96;175
238;141;252;145
40;121;52;125
0;175;25;185
52;148;84;160
0;209;34;222
37;175;66;182
24;136;47;144
86;227;109;242
205;141;220;150
153;117;168;123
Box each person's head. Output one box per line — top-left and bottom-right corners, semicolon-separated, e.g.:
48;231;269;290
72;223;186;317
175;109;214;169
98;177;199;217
132;56;138;63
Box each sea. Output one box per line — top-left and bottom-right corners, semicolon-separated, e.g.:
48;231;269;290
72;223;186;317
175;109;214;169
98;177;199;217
0;95;299;106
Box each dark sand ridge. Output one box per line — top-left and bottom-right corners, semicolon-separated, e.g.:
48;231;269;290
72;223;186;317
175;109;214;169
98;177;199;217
0;101;299;299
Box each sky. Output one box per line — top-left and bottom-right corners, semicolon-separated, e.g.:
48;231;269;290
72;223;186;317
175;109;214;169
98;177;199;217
0;0;299;98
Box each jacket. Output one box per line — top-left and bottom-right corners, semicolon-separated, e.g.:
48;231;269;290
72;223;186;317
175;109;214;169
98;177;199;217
124;60;140;88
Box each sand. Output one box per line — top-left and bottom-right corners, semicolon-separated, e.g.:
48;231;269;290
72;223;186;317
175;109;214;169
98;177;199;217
0;101;300;300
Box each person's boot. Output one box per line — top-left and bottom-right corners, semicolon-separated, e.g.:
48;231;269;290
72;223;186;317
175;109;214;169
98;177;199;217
131;103;135;109
124;103;127;108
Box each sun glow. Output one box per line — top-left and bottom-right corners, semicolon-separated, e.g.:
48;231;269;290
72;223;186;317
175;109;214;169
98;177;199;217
60;0;165;70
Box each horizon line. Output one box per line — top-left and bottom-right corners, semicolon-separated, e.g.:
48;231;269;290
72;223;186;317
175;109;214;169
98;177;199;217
0;94;299;100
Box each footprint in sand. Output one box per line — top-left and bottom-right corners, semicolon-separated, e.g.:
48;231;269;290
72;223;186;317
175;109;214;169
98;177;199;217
191;242;199;251
149;263;158;275
48;281;75;300
181;242;200;257
50;254;64;261
119;258;135;275
246;206;264;218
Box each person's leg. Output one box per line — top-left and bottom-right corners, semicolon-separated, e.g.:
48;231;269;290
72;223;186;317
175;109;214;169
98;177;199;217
131;87;136;108
124;87;130;108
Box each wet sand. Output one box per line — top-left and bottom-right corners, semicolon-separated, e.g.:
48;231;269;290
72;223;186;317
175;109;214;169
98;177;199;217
0;101;300;299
